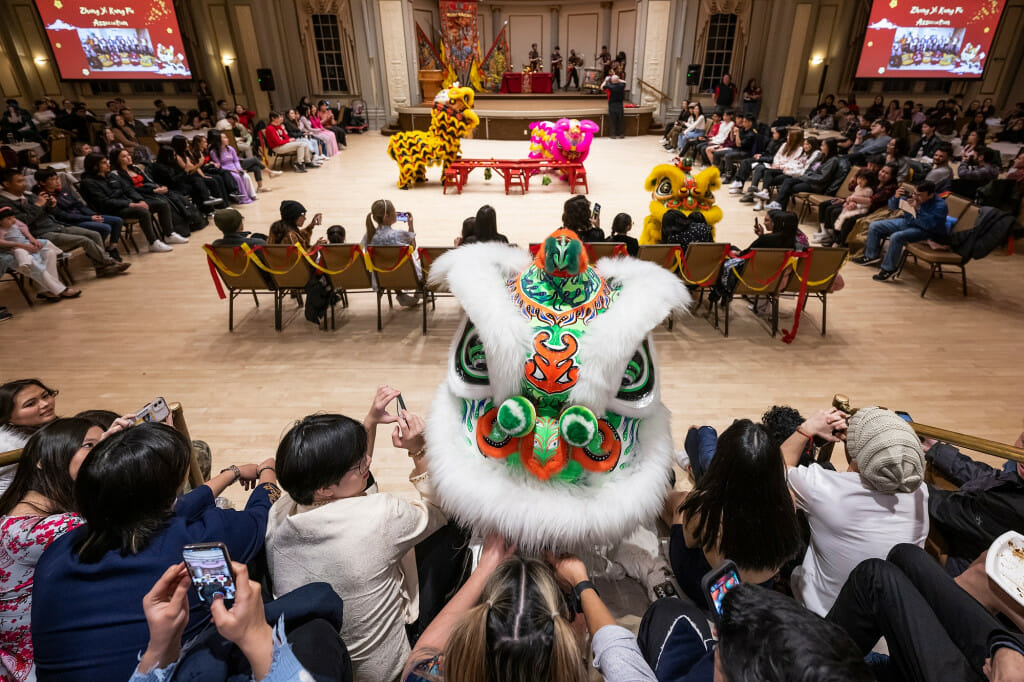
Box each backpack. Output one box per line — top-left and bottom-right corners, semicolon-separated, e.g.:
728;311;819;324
951;206;1017;261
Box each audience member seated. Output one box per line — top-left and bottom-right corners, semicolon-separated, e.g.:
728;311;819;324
827;544;1024;682
825;163;898;248
1008;148;1024;195
758;136;821;211
216;114;256;159
812;168;877;245
768;138;842;212
560;194;597;238
960;111;989;141
1;100;40;143
713;114;757;182
996;118;1024;144
109;148;192;242
660;209;711;250
741;129;806;208
267;388;469;680
33;168;125;261
908;120;942;177
864;95;885;122
730;125;785;197
638;583;871;681
884;99;903;124
109;114;141;157
0;417;118;680
780;407;928;616
31;422;279;679
836;111;862;153
207;131;255;204
659;99;690;150
679;112;721;160
695;110;735;167
0;168;126;275
326;224;346;244
316;101;347;149
847;119;892;166
271;200;321;248
284;109;325;165
670;103;705;155
31;98;57;133
808;105;835;131
152;145;215;212
665;419;801;605
454;217;476;247
608;212;639;256
922;143;955;195
264;112;316;173
298;104;339;157
366;199;414;247
0;208;83;305
924;426;1024;576
70;142;91;175
78;154;174;253
189;135;239;204
472;204;508;244
854;181;948;281
119;107;149;137
952;146;1000;199
130;560;352;681
885;137;912;183
0;379;60;461
211;208;265;249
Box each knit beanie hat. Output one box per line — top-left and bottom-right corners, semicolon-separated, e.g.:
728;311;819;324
846;407;925;493
279;200;306;221
213;208;242;234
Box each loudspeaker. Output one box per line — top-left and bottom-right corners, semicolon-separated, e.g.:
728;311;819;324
686;64;701;86
257;68;276;92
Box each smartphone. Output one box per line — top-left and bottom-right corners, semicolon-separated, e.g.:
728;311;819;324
701;559;741;620
895;410;913;423
592;203;601;219
133;397;170;426
396;211;410;223
183;542;236;607
396;393;407;414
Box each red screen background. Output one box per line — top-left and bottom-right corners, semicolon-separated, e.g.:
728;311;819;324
856;0;1006;79
33;0;192;80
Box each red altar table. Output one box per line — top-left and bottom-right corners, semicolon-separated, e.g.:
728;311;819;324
498;72;554;94
443;158;588;195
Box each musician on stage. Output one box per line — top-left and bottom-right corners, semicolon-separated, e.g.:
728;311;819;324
551;46;563;89
528;43;542;71
565;49;582;90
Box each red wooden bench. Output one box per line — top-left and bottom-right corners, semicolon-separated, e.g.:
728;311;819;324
443;159;588;195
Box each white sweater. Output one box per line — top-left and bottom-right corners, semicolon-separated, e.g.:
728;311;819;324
0;427;28;497
265;472;446;682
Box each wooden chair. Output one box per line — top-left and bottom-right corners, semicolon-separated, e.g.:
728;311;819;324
713;248;791;337
314;244;374;330
585;242;629;260
258;129;297;170
48;131;70;163
898;205;979;297
1;265;34;307
139;135;160;157
680;242;729;306
636;244;683;274
260;245;310;330
943;193;972;221
771;247;848;336
418;246;454;334
364;245;422;331
205;245;276;331
794;165;862;224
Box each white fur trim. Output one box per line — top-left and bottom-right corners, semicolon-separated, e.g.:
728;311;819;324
426;383;674;552
570;258;689;415
432;243;534;404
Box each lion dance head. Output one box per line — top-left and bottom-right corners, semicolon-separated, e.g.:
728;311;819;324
639;158;723;244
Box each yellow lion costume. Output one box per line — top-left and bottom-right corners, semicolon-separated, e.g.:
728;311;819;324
639;159;723;244
386;85;479;189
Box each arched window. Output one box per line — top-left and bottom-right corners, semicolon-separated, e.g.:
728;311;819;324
700;13;736;91
300;0;358;95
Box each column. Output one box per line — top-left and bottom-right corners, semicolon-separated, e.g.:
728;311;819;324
550;7;559;57
600;2;612;55
492;6;503;42
639;0;670;108
379;0;412;113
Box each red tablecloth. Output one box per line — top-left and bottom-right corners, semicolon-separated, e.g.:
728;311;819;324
499;72;553;94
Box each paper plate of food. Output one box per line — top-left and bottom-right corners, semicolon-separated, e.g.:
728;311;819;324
986;530;1024;607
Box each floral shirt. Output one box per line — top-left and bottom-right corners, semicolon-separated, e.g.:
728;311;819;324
0;513;83;681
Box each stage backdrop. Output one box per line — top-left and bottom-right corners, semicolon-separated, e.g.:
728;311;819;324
439;0;481;87
33;0;192;79
856;0;1007;79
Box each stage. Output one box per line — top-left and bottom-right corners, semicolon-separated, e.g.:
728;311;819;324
395;94;656;140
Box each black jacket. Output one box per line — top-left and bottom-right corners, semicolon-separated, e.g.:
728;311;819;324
79;172;144;213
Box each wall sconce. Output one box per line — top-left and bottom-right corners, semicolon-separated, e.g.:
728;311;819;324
810;55;825;66
221;55;235;66
34;56;49;66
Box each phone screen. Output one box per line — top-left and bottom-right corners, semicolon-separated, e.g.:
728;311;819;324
708;567;740;616
183;544;236;605
592;204;601;218
396;212;410;223
895;411;913;423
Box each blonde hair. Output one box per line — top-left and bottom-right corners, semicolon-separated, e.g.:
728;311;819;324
444;558;588;682
365;198;393;242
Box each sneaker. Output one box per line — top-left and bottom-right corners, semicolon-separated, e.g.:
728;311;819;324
257;186;273;193
306;162;321;169
149;240;173;253
852;256;881;266
873;269;895;281
754;190;771;200
729;180;743;191
766;201;782;211
292;163;307;173
113;261;131;273
396;291;421;307
107;247;122;262
754;199;764;211
96;264;120;278
166;232;189;244
739;193;755;203
203;198;224;208
267;169;283;177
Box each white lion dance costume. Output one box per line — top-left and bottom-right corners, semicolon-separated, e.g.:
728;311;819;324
426;229;689;552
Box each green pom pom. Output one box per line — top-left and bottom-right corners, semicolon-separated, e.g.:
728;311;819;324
483;168;492;180
496;396;536;439
541;176;552;186
560;405;600;448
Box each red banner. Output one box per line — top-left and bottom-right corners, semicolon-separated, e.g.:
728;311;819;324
33;0;192;80
439;0;480;87
479;24;510;92
856;0;1007;79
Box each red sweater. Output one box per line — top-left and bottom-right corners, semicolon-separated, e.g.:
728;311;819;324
264;124;292;149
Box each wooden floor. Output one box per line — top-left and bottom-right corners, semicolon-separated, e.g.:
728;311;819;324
4;130;1023;515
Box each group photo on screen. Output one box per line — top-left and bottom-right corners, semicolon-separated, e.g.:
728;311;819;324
887;27;968;71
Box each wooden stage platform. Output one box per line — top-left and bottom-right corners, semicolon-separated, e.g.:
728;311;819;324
395;95;656;141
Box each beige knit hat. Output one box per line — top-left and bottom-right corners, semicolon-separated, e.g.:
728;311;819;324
845;407;925;493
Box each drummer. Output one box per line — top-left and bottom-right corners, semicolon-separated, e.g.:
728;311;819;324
565;49;582;90
528;43;542;71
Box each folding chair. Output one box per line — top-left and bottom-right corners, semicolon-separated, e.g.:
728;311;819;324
794;166;862;224
1;264;34;307
315;244;374;330
585;242;629;260
714;248;791;337
898;205;979;297
205;245;276;331
417;246;454;333
680;242;729;306
771;247;848;336
637;244;684;328
259;245;310;330
364;245;422;331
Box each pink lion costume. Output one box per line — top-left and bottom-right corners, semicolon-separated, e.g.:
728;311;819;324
527;118;599;176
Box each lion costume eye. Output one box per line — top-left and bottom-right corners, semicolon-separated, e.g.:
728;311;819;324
655;178;673;198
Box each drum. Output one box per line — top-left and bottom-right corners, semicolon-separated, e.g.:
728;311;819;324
582;67;603;92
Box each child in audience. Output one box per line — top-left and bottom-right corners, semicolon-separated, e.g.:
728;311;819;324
0;206;80;303
326;224;346;244
267;386;470;682
608;212;639;256
813;170;877;244
782;406;928;616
